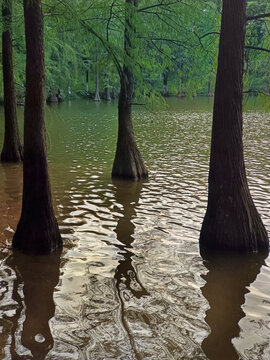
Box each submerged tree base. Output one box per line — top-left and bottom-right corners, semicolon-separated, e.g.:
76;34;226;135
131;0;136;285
200;197;269;252
112;140;148;180
1;146;23;162
13;218;62;254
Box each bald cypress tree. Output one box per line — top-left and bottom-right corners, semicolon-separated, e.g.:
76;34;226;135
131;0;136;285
200;0;268;252
13;0;62;254
112;0;148;180
1;0;23;162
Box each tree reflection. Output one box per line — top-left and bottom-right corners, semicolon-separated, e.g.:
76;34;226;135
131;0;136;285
201;250;268;360
4;250;61;359
113;179;148;298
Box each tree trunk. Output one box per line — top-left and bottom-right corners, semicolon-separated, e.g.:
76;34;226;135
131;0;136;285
13;0;62;254
112;0;148;180
200;0;268;252
207;80;213;97
86;70;89;93
94;72;101;101
1;0;23;162
163;72;168;97
105;74;111;101
105;86;111;101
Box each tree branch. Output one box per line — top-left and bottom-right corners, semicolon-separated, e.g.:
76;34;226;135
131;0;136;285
199;31;220;40
245;45;270;53
244;89;270;97
106;0;116;41
247;13;270;21
138;1;180;12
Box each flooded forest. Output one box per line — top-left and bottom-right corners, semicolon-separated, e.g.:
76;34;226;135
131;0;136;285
0;0;270;359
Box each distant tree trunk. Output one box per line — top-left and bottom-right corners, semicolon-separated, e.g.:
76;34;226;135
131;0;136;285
104;73;111;101
200;0;268;252
86;70;89;93
94;72;101;101
105;86;111;101
1;0;23;162
207;80;212;97
112;0;148;179
163;72;168;97
13;0;62;254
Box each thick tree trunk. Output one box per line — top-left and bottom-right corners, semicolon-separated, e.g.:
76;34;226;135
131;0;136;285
112;0;148;180
200;0;268;252
13;0;62;254
1;0;23;162
94;72;101;101
112;87;148;179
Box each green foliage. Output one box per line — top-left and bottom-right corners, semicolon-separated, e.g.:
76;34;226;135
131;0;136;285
0;0;269;102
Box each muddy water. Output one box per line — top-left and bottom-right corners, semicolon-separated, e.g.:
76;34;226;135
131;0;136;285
0;98;270;359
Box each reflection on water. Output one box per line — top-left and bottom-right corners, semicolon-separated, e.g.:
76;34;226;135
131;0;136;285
113;179;148;299
1;98;270;359
201;251;268;360
113;180;149;360
1;251;61;359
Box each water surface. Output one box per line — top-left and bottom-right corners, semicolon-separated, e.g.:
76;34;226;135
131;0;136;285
0;98;270;359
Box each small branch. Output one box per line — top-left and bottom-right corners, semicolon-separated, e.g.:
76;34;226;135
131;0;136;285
139;36;189;49
247;13;270;21
245;45;270;53
138;1;180;12
199;31;220;40
107;0;116;41
244;89;270;97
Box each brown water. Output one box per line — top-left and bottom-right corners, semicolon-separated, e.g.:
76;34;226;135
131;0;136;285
0;98;270;359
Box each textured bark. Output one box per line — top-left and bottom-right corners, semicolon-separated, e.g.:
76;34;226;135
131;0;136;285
13;0;62;254
94;72;101;101
1;0;23;162
112;0;148;180
200;0;268;252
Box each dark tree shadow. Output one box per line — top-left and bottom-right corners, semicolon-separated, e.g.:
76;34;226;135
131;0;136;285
113;179;148;299
5;250;61;359
200;249;268;360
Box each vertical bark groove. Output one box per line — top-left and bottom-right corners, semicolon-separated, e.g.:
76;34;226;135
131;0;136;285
13;0;62;254
200;0;268;252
